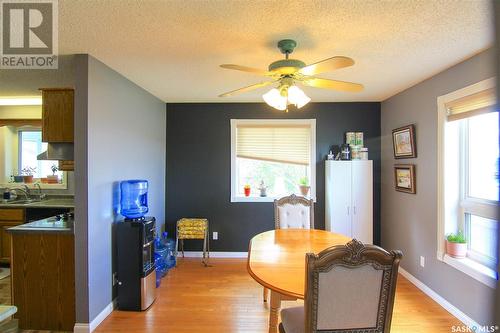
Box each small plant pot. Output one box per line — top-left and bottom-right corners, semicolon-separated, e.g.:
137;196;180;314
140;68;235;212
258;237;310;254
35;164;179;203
244;187;251;197
47;175;59;184
40;178;49;184
13;176;24;183
299;185;310;196
446;241;467;259
23;175;33;183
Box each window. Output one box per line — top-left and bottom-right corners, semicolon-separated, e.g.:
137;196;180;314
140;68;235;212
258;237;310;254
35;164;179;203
437;78;499;286
18;130;63;181
230;119;316;202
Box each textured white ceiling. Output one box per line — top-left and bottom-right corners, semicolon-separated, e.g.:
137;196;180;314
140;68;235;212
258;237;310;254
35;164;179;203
59;0;493;102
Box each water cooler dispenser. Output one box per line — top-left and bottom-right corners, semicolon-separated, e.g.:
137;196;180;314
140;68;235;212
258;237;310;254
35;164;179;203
117;180;157;311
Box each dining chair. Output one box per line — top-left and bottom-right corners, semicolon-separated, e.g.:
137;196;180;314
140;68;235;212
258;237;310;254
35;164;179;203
279;239;403;333
274;194;314;229
262;194;315;302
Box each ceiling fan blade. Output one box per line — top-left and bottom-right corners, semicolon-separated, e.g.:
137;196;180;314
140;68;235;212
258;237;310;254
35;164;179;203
302;77;364;92
220;64;274;77
299;56;355;76
219;81;277;97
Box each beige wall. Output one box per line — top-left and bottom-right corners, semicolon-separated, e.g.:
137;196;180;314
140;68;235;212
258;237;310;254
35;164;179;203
0;105;41;119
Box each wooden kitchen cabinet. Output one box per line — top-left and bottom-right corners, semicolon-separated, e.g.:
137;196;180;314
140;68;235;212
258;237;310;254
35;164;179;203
40;88;74;143
11;233;75;331
0;209;24;264
58;160;74;171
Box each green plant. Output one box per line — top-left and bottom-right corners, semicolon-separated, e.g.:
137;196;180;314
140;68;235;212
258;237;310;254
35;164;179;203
299;176;309;186
51;164;58;175
446;231;467;244
21;166;36;176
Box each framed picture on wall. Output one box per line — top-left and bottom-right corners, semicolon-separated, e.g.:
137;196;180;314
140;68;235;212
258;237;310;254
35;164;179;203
392;124;416;158
394;164;416;194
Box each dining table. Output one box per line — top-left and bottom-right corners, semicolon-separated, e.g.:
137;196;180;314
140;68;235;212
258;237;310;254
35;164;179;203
247;229;351;333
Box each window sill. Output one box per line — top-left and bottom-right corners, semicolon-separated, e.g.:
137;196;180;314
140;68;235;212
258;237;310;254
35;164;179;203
0;183;67;190
439;253;497;288
231;196;316;203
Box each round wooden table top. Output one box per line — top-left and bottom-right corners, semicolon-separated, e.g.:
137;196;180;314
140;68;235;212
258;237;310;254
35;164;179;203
247;229;351;299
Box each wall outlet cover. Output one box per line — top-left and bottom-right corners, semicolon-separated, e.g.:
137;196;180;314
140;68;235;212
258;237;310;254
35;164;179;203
420;256;425;268
213;232;218;240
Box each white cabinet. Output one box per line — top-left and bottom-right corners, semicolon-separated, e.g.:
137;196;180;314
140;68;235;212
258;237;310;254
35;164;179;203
325;160;373;244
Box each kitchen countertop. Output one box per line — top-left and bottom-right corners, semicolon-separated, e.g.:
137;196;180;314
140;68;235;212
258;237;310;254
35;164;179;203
7;215;74;234
0;197;74;208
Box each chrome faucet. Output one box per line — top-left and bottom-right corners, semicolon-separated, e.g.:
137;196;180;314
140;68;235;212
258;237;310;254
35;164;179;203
33;183;46;200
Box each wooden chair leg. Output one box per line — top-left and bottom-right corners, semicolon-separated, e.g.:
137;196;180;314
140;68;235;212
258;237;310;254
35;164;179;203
263;287;269;302
181;239;185;258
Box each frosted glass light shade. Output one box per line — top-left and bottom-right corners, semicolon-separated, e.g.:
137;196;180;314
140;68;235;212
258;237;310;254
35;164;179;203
263;88;287;111
287;86;311;108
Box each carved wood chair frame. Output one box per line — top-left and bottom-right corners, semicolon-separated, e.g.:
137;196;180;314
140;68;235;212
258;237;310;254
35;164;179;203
273;194;314;229
303;239;402;333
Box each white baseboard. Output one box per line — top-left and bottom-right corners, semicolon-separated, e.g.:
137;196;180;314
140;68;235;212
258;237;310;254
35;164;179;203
73;298;116;333
178;251;248;258
399;267;480;328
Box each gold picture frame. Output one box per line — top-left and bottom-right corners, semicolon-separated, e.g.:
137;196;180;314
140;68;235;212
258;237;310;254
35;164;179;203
394;164;416;194
392;124;416;159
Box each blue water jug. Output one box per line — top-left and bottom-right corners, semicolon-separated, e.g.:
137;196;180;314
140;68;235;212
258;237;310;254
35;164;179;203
120;180;148;219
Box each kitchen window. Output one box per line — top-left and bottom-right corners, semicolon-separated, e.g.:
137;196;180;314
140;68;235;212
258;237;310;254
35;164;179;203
230;119;316;202
437;78;499;287
18;130;64;184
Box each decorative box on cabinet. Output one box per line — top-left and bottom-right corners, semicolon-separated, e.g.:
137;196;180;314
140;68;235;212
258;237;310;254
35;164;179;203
325;160;373;244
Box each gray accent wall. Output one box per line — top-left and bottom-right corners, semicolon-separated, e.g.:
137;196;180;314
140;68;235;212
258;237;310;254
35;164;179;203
381;49;495;325
166;102;381;251
78;55;166;322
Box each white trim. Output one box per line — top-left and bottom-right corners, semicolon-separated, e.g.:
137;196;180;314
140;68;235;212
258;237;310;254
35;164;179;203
399;267;481;328
436;77;496;261
178;251;248;258
443;254;497;289
230;119;317;203
73;299;116;333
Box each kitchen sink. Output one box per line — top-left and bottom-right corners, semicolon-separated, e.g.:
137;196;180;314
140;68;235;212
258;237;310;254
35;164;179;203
0;199;37;205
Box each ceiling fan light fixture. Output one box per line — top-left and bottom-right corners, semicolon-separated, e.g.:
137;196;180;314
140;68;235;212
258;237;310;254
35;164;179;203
263;88;287;111
287;85;311;109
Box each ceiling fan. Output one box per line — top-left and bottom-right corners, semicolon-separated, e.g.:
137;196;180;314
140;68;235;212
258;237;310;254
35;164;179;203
218;39;364;111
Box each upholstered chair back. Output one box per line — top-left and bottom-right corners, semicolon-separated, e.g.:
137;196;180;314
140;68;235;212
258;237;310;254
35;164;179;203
274;194;314;229
304;239;402;332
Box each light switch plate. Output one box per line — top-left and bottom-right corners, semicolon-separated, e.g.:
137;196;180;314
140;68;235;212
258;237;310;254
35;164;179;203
213;232;218;240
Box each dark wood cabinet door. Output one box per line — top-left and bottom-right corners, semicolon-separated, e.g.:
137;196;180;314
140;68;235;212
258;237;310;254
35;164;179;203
41;89;74;143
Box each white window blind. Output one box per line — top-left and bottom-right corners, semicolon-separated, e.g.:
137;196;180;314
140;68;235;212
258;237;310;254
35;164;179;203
236;124;311;165
446;88;497;121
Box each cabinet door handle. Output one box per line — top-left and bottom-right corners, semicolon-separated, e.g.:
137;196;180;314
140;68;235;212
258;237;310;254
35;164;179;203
354;206;357;215
347;206;350;215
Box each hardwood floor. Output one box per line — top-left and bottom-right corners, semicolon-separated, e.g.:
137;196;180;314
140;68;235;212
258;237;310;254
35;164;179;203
96;258;461;333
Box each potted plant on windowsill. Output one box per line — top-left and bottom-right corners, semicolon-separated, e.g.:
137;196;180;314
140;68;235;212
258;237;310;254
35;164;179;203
47;164;59;184
299;177;310;197
446;231;467;259
244;184;251;197
21;167;36;183
11;171;23;183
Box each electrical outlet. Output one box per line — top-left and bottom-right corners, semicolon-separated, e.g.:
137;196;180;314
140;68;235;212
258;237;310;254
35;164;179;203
112;272;118;286
420;256;425;268
213;232;218;240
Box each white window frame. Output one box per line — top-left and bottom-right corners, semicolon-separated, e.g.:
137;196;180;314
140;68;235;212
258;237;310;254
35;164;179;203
13;129;68;189
230;119;316;203
437;77;498;288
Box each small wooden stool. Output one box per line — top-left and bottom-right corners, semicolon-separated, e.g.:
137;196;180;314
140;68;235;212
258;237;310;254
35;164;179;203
175;218;210;266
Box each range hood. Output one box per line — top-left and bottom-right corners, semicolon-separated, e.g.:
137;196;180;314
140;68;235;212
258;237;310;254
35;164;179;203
37;143;74;161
